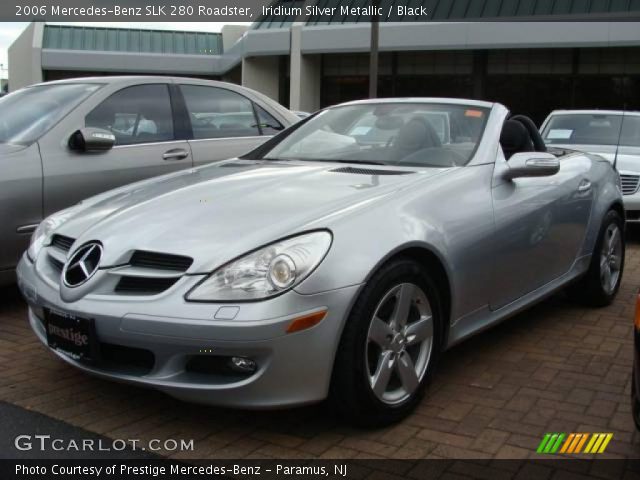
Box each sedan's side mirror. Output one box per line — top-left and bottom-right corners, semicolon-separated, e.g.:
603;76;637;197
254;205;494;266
503;152;560;180
69;128;115;152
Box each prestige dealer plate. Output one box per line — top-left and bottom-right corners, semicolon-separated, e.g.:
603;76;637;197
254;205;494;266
44;309;98;361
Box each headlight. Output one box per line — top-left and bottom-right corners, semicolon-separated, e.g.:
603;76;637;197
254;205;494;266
186;231;332;302
26;206;81;261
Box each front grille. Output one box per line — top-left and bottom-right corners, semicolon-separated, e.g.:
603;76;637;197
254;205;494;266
330;167;414;176
47;255;64;273
115;276;179;295
620;174;640;195
50;235;75;252
129;251;193;272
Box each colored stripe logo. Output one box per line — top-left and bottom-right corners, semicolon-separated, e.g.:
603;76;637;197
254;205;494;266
537;433;613;454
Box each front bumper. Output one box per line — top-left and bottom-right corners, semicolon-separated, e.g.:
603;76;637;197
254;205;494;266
17;254;361;409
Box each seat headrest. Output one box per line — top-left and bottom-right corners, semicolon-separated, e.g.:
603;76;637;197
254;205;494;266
395;117;442;150
510;115;547;152
500;120;531;158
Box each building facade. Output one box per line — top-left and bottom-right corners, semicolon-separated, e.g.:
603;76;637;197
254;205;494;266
8;0;640;124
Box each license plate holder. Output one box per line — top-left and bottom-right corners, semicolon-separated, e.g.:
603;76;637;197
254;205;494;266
44;309;99;362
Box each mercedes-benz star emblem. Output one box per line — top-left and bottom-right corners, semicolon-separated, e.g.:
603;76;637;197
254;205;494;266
62;242;103;287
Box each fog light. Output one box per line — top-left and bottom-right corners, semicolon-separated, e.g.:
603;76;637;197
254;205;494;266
229;356;256;373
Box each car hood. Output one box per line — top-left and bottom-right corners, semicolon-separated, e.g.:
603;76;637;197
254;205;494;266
551;143;640;173
56;160;445;272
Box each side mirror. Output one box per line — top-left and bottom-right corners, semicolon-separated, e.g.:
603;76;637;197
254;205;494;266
503;152;560;180
69;128;115;152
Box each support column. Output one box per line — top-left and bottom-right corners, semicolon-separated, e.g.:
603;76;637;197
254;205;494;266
289;24;321;113
241;55;280;102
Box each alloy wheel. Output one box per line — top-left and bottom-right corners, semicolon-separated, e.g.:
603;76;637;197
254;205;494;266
365;283;434;405
600;223;622;295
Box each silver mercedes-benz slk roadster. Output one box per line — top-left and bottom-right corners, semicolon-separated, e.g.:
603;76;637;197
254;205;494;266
18;98;625;426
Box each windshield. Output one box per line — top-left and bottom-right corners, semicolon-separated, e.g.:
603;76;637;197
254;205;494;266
0;83;100;145
262;103;489;168
542;113;640;147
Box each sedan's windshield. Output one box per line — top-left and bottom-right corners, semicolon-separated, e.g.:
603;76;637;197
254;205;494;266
542;113;640;147
0;83;100;145
262;103;490;168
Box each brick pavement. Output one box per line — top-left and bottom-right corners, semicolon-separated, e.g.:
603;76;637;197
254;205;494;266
2;240;640;460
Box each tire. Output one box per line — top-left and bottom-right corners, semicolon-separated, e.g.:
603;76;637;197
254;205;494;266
329;258;442;427
568;209;625;307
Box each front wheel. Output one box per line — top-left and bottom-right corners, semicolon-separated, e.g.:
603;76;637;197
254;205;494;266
329;259;442;427
568;209;625;307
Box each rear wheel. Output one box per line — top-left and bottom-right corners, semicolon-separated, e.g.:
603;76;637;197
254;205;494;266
330;258;442;427
568;209;624;307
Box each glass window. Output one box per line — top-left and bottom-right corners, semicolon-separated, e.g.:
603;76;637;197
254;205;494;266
542;114;640;147
0;83;100;146
180;85;260;139
256;105;284;135
260;103;489;168
85;84;174;146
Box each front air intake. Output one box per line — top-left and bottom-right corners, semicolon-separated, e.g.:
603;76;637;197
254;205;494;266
129;251;193;272
114;276;179;294
50;235;75;252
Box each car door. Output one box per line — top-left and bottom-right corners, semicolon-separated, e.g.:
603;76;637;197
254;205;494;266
0;144;42;274
39;83;193;216
489;148;593;310
178;84;282;166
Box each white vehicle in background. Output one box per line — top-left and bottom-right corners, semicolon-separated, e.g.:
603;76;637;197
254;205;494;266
541;110;640;222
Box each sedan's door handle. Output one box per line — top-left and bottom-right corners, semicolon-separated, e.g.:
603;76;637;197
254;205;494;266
577;179;592;192
162;149;189;161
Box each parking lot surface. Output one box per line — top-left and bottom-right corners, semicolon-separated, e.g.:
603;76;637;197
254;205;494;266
2;240;640;460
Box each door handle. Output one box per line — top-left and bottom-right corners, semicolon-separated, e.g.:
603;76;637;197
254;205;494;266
162;149;189;161
577;180;592;192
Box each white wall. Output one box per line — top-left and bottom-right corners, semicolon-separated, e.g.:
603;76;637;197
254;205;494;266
8;22;43;92
221;25;249;52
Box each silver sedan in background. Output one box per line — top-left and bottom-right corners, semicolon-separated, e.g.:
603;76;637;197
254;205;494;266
18;99;624;426
0;76;299;286
541;110;640;222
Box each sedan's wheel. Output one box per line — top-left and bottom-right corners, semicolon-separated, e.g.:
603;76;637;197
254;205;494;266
366;283;433;405
330;258;442;427
567;209;625;307
599;223;623;295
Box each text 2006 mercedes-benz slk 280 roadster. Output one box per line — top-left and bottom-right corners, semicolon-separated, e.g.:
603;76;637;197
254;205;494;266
17;99;625;426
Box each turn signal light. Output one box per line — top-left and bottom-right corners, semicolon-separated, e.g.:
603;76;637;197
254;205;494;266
635;293;640;331
286;310;327;334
